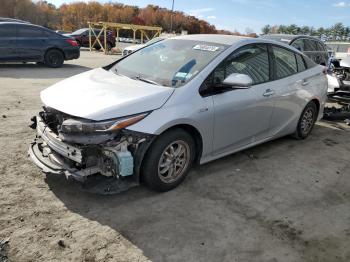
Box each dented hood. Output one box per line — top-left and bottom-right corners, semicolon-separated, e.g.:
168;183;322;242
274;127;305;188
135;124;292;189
40;68;174;121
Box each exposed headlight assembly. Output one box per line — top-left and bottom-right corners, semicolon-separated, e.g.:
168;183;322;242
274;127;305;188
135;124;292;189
60;113;148;134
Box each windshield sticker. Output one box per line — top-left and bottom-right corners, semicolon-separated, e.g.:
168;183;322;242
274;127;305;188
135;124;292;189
281;39;290;42
193;44;220;52
175;72;188;79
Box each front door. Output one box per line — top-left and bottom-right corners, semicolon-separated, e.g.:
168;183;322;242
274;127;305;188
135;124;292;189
207;44;275;155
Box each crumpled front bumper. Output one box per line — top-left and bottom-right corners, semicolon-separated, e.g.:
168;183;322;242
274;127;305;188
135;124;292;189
28;116;98;181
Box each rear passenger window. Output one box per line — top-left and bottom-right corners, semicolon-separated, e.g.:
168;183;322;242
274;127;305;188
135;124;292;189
304;39;317;51
17;25;45;37
296;54;306;72
272;46;298;79
0;24;16;37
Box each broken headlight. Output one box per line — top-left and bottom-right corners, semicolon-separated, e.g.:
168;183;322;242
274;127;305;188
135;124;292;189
60;113;148;134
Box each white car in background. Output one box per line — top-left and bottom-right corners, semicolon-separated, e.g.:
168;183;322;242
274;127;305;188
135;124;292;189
122;37;166;56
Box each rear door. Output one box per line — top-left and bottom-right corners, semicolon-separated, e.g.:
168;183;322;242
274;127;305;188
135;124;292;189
16;24;48;61
268;46;311;136
0;23;17;61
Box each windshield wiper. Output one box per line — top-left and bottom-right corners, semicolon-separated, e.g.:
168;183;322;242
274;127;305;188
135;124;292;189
134;76;160;86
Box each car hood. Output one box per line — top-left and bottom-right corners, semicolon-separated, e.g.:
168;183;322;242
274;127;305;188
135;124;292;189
40;68;174;121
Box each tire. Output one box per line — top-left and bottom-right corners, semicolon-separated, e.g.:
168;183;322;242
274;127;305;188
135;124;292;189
293;101;318;139
107;42;112;51
94;44;101;51
141;129;196;192
44;49;64;68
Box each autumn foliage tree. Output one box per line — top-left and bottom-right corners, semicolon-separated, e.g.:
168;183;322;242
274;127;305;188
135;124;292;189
0;0;255;36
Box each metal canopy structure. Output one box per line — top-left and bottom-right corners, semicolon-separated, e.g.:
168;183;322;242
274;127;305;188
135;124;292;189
88;22;162;54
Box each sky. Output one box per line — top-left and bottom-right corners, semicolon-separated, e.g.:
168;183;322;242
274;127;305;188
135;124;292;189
44;0;350;33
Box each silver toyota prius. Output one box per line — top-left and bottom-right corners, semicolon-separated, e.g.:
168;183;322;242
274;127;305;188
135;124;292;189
29;34;328;192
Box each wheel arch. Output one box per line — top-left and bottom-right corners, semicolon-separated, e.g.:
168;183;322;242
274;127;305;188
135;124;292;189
310;98;320;115
44;47;66;60
136;123;203;181
163;124;204;165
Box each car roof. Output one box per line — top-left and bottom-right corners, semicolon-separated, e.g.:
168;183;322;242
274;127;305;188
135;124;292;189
171;34;250;45
261;34;322;44
0;21;36;26
0;17;30;23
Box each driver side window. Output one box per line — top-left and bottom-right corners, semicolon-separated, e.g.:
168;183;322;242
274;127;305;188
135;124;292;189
211;44;270;87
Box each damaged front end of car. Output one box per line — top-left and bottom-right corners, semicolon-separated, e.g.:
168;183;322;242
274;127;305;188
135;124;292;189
28;107;155;191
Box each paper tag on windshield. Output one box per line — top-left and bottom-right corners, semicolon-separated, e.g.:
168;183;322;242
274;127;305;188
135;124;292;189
193;44;220;52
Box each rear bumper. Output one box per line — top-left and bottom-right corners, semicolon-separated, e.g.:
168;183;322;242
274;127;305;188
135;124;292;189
64;48;80;60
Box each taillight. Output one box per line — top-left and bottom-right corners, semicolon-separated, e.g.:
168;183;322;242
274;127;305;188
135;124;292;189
66;39;78;46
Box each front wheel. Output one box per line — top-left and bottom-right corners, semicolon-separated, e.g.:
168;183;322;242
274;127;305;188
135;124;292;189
142;129;195;192
293;101;318;139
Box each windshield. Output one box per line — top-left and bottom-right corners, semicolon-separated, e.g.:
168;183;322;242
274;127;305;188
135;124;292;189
111;39;227;87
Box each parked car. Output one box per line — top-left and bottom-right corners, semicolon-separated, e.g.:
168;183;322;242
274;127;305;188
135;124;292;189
66;28;116;50
55;30;71;35
29;35;327;192
0;22;80;67
122;36;167;56
261;34;329;65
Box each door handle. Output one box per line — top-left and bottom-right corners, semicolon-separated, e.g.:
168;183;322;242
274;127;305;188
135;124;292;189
263;89;275;97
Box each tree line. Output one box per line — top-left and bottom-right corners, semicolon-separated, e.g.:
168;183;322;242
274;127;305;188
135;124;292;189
0;0;248;36
262;23;350;41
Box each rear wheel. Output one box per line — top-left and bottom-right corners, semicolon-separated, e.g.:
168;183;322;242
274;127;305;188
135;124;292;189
293;101;318;139
44;49;64;68
142;129;195;192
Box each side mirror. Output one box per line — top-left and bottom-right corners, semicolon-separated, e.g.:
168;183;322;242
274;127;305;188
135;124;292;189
222;73;253;88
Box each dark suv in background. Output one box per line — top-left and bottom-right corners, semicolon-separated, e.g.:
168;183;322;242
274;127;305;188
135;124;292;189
65;28;116;51
0;22;80;67
262;34;329;65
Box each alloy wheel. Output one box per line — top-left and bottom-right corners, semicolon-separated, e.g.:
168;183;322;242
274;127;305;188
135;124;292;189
158;140;191;184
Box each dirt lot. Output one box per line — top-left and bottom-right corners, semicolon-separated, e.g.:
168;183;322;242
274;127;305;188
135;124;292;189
0;51;350;262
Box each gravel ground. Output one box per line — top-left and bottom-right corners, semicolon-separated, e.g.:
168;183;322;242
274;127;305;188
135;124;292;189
0;51;350;262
